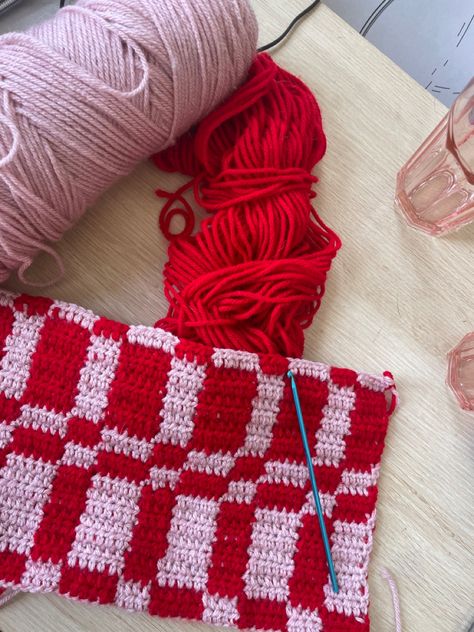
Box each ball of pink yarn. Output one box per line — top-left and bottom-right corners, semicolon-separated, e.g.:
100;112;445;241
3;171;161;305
0;0;257;284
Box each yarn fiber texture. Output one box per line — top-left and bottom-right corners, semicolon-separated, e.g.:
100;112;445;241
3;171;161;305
0;0;257;283
0;289;396;632
153;54;341;358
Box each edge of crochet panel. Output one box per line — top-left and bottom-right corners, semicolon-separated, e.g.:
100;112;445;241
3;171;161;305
0;290;395;388
0;289;396;632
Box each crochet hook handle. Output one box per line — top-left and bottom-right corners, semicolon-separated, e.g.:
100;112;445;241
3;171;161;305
287;370;339;594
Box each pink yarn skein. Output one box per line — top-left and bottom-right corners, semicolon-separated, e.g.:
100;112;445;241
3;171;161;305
0;0;257;283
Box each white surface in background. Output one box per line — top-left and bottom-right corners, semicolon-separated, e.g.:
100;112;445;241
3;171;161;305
0;0;472;106
325;0;474;106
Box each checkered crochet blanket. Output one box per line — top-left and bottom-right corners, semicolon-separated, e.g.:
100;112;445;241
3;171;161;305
0;291;395;631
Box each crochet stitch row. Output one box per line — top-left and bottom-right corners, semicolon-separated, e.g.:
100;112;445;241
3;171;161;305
0;291;394;631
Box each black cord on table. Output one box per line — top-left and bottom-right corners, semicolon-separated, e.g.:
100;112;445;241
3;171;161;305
57;0;320;47
258;0;321;52
359;0;394;37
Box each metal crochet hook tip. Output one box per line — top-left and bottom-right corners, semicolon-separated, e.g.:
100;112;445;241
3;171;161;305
287;370;340;594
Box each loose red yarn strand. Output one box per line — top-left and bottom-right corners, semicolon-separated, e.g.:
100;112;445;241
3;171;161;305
153;54;341;358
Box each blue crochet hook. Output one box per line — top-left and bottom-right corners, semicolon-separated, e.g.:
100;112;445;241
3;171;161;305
287;370;339;594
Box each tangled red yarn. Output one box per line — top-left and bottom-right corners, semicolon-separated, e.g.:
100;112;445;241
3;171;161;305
152;53;341;357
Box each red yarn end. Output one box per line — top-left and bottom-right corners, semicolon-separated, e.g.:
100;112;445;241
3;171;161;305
153;54;341;357
156;181;195;241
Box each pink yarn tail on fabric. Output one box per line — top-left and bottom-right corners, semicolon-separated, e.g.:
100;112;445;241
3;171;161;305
380;568;403;632
0;588;19;607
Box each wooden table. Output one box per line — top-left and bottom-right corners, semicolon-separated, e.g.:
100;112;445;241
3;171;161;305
1;2;473;631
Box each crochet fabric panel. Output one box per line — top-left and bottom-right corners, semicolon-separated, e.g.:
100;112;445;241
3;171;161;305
0;291;395;631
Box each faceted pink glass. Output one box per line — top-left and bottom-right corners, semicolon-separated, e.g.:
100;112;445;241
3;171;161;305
447;333;474;412
396;78;474;235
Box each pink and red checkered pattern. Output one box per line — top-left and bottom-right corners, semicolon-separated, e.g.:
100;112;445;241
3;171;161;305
0;291;395;631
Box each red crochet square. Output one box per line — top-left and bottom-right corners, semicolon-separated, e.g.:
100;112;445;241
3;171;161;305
0;291;396;631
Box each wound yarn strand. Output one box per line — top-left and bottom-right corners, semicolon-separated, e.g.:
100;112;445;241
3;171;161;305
154;54;341;357
257;0;321;52
0;0;257;284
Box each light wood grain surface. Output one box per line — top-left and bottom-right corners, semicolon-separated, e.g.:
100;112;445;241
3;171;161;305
1;2;473;632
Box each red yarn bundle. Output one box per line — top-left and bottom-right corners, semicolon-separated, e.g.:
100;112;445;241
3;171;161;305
153;54;341;357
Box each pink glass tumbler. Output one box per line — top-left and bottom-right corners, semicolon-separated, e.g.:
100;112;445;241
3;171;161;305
447;333;474;412
396;79;474;235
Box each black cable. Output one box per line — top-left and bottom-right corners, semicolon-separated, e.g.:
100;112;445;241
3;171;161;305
360;0;394;37
359;0;387;35
56;0;319;44
258;0;320;52
55;1;319;46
